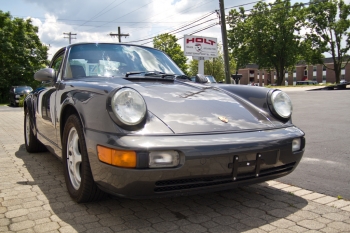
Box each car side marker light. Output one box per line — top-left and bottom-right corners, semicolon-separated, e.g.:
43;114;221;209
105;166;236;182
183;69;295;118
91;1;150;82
97;145;136;168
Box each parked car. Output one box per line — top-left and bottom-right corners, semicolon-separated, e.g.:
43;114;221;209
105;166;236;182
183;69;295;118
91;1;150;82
24;42;305;202
296;81;318;85
9;86;33;106
190;75;217;83
205;75;217;83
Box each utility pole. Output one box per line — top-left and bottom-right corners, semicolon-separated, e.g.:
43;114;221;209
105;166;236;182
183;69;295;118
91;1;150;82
219;0;231;84
109;27;129;42
63;32;77;44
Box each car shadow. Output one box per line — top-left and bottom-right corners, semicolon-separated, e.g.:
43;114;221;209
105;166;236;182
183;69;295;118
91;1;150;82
14;144;308;232
308;86;350;91
5;104;20;108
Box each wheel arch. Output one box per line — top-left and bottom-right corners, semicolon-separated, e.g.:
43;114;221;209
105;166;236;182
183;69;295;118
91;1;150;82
60;104;83;145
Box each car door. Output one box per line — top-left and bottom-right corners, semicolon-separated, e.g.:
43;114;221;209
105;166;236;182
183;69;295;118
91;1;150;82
35;50;65;149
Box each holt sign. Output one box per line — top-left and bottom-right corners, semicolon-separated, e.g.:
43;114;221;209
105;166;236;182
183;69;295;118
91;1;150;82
184;35;217;58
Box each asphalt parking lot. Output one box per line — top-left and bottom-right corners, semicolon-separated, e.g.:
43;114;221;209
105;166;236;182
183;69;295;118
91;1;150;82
1;89;350;232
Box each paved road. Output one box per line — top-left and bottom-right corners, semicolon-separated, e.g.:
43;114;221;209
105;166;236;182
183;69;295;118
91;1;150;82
0;106;22;112
0;91;350;232
278;89;350;199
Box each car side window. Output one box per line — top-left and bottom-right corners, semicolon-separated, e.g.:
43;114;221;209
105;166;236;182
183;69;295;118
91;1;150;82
52;56;63;72
50;54;64;79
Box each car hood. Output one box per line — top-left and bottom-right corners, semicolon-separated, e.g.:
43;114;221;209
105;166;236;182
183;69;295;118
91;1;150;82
70;78;280;134
128;81;276;134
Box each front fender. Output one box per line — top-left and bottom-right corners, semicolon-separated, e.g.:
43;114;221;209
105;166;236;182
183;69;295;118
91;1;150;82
215;84;271;110
215;84;292;125
58;91;89;145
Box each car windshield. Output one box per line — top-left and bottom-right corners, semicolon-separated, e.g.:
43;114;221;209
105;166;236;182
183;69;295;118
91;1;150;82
15;87;32;92
64;43;184;79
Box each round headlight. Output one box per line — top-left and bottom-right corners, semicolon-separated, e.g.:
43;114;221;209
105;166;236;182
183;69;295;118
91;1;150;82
270;90;292;119
111;88;147;126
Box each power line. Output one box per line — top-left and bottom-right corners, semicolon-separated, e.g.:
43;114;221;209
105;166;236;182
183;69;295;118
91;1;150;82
79;0;128;27
126;0;216;37
12;15;196;24
237;0;323;15
88;0;154;30
225;0;266;10
125;13;217;44
125;10;218;44
40;22;179;28
176;23;219;41
140;22;219;46
124;0;272;45
170;18;217;35
165;12;216;34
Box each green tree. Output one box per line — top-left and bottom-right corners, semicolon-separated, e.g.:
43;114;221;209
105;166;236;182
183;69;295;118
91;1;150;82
227;7;252;75
153;33;188;74
188;44;236;82
188;59;225;81
227;0;305;85
0;11;48;103
188;59;198;77
304;0;350;83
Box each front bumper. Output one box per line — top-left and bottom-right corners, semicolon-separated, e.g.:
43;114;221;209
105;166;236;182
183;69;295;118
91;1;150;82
85;126;305;198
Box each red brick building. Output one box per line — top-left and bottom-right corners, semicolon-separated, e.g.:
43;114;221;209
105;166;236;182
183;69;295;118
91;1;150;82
236;58;350;85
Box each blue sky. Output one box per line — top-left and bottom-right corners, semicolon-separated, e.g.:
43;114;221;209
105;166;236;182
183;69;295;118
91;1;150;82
0;0;319;58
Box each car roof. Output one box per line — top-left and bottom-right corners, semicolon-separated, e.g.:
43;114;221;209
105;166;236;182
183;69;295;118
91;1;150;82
63;42;158;51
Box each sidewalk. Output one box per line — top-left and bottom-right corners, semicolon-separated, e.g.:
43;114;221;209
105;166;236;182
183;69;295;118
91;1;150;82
1;109;349;233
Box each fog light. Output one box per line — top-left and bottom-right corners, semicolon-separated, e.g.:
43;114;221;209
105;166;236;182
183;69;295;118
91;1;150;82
149;151;179;168
292;138;301;152
97;145;136;168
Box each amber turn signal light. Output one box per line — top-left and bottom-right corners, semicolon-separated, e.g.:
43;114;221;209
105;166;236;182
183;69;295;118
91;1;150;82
97;145;136;168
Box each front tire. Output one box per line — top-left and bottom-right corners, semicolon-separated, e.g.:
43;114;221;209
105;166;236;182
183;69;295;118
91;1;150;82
24;109;46;153
62;114;105;203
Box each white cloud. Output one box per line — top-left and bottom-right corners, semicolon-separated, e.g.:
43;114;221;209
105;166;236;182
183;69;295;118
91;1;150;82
7;0;310;59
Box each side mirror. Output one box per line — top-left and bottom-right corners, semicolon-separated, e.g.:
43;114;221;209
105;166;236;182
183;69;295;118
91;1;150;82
34;68;55;82
195;74;208;83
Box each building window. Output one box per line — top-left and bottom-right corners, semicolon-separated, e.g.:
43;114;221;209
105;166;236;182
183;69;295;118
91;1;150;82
313;66;317;81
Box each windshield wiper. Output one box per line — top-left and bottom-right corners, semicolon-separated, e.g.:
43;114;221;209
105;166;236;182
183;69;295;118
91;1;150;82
125;71;175;79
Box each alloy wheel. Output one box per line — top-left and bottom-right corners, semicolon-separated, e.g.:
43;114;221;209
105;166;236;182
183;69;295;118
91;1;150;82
66;127;82;190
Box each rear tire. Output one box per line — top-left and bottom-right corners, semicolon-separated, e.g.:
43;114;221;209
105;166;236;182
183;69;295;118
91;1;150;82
62;114;105;203
24;109;47;153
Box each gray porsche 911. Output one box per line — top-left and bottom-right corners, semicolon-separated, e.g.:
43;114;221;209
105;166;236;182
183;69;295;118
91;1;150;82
24;42;305;203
